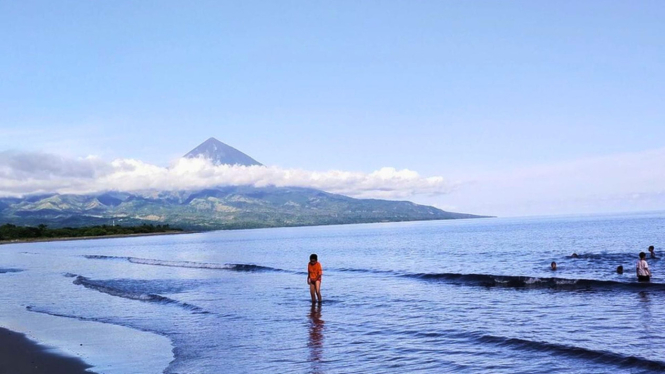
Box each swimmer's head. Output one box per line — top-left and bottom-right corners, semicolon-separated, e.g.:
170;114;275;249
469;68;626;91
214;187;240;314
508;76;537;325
616;265;623;274
551;262;557;270
572;253;579;258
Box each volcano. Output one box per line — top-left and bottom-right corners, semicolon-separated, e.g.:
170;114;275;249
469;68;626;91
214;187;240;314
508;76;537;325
184;137;262;166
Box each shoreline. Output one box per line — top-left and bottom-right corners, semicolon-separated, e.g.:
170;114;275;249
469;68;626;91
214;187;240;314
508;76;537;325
0;327;96;374
0;217;496;246
0;230;195;246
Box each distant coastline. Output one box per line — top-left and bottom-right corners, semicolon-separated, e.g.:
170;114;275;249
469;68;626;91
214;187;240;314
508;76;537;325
0;230;193;246
0;217;498;245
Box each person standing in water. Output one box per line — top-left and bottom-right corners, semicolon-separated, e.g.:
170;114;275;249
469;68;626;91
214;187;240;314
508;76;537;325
648;245;656;259
307;254;323;303
636;252;651;282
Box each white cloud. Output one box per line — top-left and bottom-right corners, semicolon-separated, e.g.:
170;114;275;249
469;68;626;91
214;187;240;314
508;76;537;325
0;152;454;199
5;148;664;217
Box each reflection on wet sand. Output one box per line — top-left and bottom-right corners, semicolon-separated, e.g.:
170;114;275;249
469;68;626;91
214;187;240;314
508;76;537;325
308;303;325;373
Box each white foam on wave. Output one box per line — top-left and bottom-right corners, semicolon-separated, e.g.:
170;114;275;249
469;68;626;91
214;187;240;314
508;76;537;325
85;254;237;270
127;257;230;270
84;254;285;273
73;276;209;313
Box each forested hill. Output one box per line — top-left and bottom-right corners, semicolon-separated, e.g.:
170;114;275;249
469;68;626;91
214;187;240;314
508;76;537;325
0;186;489;231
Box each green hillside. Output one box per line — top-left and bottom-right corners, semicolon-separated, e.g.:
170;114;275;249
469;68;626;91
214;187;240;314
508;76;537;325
0;186;488;230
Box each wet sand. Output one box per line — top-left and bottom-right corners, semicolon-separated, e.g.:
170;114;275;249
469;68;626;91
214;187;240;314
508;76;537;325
0;327;95;374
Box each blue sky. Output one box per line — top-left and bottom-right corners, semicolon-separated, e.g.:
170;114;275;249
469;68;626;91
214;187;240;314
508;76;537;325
1;1;664;216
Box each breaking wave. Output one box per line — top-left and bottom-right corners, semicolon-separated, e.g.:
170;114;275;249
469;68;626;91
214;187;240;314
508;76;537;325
476;334;665;371
407;272;665;290
0;268;23;274
26;305;114;323
331;267;665;291
73;275;209;314
84;255;288;273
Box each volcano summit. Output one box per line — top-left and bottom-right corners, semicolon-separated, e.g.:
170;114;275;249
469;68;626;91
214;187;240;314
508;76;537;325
184;137;262;166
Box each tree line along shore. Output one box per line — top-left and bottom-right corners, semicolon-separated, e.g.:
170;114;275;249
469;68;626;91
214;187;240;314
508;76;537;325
0;223;183;242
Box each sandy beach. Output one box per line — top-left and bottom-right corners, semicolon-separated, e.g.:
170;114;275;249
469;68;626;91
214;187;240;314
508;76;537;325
0;327;94;374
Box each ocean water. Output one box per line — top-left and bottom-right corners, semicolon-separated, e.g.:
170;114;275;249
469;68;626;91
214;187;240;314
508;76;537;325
1;212;665;374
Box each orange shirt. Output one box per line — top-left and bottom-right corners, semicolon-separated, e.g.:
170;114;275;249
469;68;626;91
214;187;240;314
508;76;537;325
308;262;323;282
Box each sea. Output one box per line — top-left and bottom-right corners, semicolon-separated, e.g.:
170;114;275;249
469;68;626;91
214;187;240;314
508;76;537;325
1;211;665;374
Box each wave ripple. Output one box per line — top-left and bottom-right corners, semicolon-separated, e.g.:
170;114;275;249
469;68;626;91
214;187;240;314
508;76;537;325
0;268;22;274
478;334;665;371
84;255;287;273
409;272;665;290
73;275;209;314
332;267;665;291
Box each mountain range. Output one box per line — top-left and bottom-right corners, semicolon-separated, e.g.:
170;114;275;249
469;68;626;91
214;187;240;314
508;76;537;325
0;139;487;230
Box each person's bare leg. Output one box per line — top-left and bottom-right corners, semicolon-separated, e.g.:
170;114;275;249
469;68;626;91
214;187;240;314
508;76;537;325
309;283;317;303
315;280;322;303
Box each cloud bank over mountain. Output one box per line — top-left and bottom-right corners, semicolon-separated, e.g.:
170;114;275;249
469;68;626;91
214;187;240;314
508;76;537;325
4;147;664;217
0;151;453;199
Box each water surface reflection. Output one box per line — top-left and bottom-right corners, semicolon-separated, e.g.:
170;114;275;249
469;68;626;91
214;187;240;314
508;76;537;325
308;303;325;373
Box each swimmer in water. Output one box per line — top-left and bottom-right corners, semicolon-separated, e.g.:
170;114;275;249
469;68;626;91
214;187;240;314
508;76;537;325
551;261;557;270
636;252;651;282
616;265;623;274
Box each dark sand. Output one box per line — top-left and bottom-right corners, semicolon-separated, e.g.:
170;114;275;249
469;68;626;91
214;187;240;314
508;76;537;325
0;327;95;374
